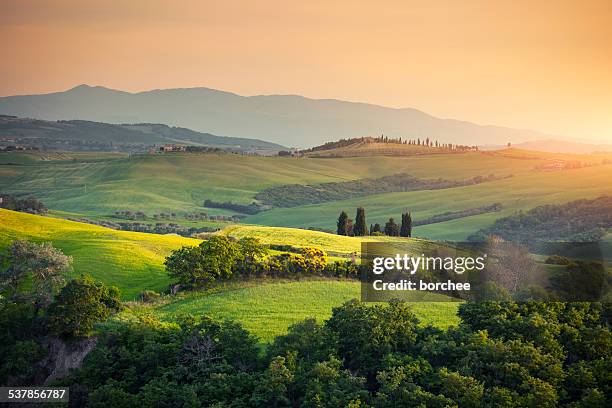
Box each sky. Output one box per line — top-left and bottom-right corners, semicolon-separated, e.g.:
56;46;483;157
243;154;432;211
1;0;611;142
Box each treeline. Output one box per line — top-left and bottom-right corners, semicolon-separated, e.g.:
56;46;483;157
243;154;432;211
256;173;506;208
165;236;360;288
51;299;611;407
414;203;503;226
303;136;479;152
337;207;413;237
468;196;612;244
0;194;47;214
203;199;264;215
67;218;220;237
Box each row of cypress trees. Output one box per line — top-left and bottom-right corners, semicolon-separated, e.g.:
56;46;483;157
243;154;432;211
337;207;412;237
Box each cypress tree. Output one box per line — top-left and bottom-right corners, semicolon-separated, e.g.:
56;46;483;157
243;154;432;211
371;223;381;234
400;211;413;237
346;219;354;237
354;207;368;236
337;211;348;235
384;218;400;236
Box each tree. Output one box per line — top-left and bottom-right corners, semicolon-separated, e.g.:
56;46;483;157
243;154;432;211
0;240;71;313
47;275;121;337
165;236;241;287
346;219;354;237
371;223;382;234
337;211;349;235
235;237;268;276
400;211;412;237
384;218;399;236
353;207;368;236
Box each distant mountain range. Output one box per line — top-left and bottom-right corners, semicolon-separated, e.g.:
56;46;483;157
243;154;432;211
0;84;562;148
0;115;285;152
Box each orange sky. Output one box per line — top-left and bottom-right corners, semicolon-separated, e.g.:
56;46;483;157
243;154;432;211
1;0;611;142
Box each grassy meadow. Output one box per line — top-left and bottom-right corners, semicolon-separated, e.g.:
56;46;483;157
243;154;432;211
2;148;610;344
2;149;611;241
0;150;559;214
142;280;460;342
246;163;612;240
0;209;199;299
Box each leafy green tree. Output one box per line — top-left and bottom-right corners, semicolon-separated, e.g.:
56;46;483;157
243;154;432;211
0;240;71;314
400;211;412;237
302;356;369;408
251;356;294;407
235;237;268;276
438;368;484;408
47;275;121;337
384;218;399;236
337;211;349;235
551;261;608;301
326;300;419;381
354;207;368;236
165;236;241;286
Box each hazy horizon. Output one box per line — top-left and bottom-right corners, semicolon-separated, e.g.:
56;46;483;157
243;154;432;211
1;0;611;143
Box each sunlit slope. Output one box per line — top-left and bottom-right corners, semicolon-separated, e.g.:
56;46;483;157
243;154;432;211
0;209;199;299
0;152;545;215
220;224;434;255
246;164;612;240
152;280;460;342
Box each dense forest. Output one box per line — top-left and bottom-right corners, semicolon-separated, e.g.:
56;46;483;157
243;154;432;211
468;196;612;243
9;299;611;407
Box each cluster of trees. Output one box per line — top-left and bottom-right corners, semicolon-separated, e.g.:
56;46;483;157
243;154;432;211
337;208;413;237
50;299;611;407
0;194;47;214
256;173;504;208
68;217;220;237
165;236;361;288
203;199;264;215
303;136;479;153
0;241;122;385
414;203;503;226
468;196;612;244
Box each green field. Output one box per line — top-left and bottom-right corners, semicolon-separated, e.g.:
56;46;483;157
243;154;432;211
0;209;199;299
1;210;461;340
145;280;460;342
246;164;612;240
0;150;551;214
2;149;610;344
220;224;432;255
2;150;611;241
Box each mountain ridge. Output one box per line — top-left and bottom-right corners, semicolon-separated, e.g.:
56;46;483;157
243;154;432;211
0;115;285;152
0;84;561;148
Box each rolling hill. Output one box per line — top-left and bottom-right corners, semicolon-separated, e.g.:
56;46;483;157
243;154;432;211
0;150;542;216
0;209;199;299
0;115;285;153
148;281;460;342
0;84;558;147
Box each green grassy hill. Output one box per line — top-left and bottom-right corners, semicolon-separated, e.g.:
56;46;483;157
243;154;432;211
0;150;557;215
1;210;461;341
2;149;611;242
0;209;198;299
247;164;612;240
146;280;460;342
